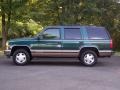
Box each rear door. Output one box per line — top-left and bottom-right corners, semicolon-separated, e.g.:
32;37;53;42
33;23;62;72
61;27;83;57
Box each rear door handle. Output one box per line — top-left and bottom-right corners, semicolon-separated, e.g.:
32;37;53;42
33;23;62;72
57;44;62;48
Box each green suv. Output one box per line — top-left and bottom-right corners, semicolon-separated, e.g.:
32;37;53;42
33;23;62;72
4;26;113;66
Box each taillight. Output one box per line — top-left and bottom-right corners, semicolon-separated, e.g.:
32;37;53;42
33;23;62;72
110;40;113;49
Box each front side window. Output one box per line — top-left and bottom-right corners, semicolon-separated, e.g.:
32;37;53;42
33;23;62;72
86;27;109;40
42;28;60;40
64;28;81;40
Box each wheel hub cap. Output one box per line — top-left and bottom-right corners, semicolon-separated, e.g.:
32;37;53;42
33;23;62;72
84;53;95;65
16;53;26;63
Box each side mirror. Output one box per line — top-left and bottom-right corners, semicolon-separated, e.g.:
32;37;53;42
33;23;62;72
37;35;43;40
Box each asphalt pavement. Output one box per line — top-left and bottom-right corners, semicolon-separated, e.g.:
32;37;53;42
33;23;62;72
0;56;120;90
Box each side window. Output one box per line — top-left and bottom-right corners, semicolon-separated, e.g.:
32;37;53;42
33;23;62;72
42;28;60;40
86;27;109;40
64;28;81;39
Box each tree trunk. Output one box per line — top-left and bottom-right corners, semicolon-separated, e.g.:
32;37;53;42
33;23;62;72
1;11;7;49
1;0;7;49
6;6;11;38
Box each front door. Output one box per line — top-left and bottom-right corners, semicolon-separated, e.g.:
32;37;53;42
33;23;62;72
32;28;62;57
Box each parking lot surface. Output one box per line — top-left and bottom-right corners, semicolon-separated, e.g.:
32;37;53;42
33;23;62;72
0;56;120;90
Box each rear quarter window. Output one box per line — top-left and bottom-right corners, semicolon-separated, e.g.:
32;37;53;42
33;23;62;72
86;27;110;40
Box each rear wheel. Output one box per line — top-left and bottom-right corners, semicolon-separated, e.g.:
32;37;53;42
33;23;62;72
13;49;30;66
79;50;97;66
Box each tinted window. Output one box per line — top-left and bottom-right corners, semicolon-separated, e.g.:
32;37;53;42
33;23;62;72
64;28;81;39
43;28;60;40
86;27;109;40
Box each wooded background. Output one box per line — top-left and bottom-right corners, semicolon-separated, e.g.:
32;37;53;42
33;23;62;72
0;0;120;50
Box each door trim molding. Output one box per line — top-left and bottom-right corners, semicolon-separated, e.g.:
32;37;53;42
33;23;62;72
31;50;80;53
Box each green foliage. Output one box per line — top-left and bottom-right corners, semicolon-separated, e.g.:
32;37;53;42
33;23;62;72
8;19;42;39
0;0;120;50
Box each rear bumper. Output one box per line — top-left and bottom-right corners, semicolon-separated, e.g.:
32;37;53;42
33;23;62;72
4;50;11;58
99;50;114;57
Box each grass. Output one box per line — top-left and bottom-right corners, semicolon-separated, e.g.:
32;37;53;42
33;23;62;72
0;51;4;56
115;52;120;56
0;47;4;56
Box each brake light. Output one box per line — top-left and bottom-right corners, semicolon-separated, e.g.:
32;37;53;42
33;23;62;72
110;40;113;49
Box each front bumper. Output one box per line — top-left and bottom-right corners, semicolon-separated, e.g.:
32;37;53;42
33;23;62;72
4;50;11;58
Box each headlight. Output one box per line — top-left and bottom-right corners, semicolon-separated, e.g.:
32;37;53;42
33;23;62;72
6;41;9;50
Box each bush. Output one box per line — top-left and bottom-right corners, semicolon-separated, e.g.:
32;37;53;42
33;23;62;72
8;20;43;39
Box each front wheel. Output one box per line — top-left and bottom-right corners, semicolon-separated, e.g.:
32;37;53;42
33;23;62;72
13;49;30;66
80;50;97;66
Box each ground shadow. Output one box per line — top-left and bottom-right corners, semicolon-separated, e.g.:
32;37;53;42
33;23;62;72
2;57;120;67
28;57;106;67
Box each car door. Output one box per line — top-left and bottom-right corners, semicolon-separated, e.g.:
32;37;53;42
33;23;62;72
34;28;62;57
61;27;83;57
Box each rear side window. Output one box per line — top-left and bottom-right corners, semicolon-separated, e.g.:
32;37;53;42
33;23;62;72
86;27;109;40
64;28;81;40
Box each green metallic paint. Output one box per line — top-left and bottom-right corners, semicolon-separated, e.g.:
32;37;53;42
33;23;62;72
6;26;112;58
37;40;62;50
9;38;39;50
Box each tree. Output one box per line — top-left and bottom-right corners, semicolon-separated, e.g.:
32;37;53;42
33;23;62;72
0;0;120;50
0;0;28;49
0;0;6;49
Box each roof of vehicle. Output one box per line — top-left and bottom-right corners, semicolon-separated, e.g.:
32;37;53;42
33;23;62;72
45;25;104;29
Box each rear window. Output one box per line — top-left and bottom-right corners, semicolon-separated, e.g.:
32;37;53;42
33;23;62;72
64;28;81;40
86;27;110;40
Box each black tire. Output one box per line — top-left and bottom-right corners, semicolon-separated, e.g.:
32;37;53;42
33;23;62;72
79;50;97;66
13;49;30;66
